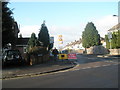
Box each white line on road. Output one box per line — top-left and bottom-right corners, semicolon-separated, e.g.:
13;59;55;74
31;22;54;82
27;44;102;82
102;64;111;67
80;67;92;70
93;66;100;68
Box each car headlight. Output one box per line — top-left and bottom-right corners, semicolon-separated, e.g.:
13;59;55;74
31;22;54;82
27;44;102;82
4;56;7;60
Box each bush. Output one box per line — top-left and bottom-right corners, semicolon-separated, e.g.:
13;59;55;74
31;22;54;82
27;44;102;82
25;46;49;65
105;31;120;49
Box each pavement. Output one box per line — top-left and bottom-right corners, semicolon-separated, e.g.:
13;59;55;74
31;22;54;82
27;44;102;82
2;59;76;79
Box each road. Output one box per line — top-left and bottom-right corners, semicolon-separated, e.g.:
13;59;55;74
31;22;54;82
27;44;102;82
2;54;119;88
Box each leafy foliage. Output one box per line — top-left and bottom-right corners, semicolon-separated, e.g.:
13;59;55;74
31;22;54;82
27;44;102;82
105;35;110;49
2;2;15;47
82;22;101;48
27;33;40;52
105;31;120;49
38;22;50;47
48;43;53;51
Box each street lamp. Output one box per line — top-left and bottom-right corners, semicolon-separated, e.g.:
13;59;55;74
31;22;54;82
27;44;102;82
113;15;119;24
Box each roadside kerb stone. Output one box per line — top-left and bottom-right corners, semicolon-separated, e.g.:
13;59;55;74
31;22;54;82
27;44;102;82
2;60;77;79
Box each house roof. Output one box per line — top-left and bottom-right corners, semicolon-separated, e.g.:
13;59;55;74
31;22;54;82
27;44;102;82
16;38;30;46
108;23;120;31
64;39;82;48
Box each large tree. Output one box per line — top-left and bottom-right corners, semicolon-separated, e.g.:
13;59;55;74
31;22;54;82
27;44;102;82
38;21;50;47
82;22;101;48
2;2;15;47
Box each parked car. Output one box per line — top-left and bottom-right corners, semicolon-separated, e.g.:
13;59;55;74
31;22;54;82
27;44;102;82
2;49;23;66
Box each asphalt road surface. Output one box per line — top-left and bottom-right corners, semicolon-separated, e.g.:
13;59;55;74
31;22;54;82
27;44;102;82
2;54;119;88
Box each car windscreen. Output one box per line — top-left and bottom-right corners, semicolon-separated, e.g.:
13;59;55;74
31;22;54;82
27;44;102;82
7;50;20;56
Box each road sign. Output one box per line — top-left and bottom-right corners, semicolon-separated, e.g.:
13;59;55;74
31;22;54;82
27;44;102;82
50;37;54;43
108;32;112;39
68;54;77;59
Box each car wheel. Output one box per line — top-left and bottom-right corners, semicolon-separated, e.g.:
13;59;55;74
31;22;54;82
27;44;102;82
2;61;6;68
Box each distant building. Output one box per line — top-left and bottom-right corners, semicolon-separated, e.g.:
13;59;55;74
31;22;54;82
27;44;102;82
62;38;85;54
15;38;30;57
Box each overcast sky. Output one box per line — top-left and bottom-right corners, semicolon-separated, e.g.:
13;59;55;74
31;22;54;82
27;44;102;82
8;1;118;48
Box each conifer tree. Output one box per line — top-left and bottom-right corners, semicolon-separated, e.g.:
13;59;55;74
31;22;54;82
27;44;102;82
82;22;101;48
38;21;50;47
2;2;15;47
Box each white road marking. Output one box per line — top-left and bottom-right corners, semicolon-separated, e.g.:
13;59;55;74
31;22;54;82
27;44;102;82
93;66;100;68
102;64;111;67
80;67;91;70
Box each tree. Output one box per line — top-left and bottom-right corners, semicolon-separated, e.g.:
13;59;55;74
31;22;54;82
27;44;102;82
38;21;50;47
105;35;110;49
117;30;120;48
27;33;38;49
2;2;15;47
82;22;101;48
111;32;117;49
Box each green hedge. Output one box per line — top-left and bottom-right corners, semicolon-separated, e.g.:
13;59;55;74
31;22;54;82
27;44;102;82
105;31;120;49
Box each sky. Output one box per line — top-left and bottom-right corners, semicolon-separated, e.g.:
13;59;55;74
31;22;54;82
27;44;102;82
8;1;119;48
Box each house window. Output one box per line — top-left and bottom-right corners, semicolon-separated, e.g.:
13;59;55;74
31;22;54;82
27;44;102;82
23;47;27;53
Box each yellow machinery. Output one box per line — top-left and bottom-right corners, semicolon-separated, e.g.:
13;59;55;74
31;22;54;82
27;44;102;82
58;54;68;60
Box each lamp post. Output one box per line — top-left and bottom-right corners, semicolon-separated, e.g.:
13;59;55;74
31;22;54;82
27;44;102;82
113;15;119;24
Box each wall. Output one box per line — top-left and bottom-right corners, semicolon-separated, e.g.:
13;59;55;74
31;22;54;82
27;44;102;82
87;45;109;55
109;49;120;55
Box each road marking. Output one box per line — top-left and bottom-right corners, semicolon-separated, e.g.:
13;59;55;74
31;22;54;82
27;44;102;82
2;62;119;81
102;64;111;67
74;69;80;71
81;68;87;70
86;67;91;69
80;67;91;70
93;66;100;68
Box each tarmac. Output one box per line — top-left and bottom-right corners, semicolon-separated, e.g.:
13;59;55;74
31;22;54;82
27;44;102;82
2;59;77;79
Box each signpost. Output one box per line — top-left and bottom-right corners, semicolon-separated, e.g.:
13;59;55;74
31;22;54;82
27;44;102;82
107;32;112;49
58;35;63;44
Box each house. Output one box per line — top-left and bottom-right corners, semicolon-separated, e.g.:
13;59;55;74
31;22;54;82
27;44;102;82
2;21;20;51
108;23;120;33
15;38;30;57
107;23;120;55
13;21;20;39
62;38;85;54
